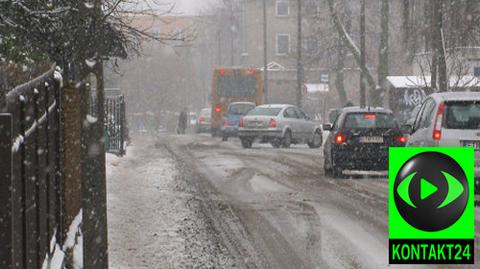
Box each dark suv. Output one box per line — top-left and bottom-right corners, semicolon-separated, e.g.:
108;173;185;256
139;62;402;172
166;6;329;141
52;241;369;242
323;107;407;177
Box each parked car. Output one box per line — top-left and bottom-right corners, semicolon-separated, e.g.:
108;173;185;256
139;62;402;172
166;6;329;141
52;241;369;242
195;108;212;133
238;104;323;149
221;102;256;141
323;107;407;177
405;92;480;193
189;112;197;127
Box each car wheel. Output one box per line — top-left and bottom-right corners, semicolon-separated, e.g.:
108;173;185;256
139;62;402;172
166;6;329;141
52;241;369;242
271;139;281;148
240;137;252;149
282;130;292;148
330;153;343;178
222;133;228;141
324;158;332;176
332;165;343;178
308;130;322;148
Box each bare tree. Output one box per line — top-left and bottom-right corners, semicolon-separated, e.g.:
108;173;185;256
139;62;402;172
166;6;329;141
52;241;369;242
326;0;377;99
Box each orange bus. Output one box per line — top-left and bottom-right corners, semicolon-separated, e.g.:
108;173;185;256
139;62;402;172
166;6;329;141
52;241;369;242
211;67;264;136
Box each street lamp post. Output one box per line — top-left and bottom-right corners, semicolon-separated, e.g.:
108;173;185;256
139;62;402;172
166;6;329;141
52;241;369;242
263;0;269;103
296;0;304;108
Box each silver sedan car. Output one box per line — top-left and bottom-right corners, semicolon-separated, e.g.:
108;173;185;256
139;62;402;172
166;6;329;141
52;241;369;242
238;104;323;149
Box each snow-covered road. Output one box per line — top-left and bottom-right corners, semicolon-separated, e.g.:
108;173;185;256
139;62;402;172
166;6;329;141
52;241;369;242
107;133;480;269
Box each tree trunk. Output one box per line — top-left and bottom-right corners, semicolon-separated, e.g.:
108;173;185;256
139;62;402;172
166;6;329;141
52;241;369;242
375;0;389;107
327;0;377;100
431;0;447;92
82;0;109;268
360;0;366;107
335;40;347;106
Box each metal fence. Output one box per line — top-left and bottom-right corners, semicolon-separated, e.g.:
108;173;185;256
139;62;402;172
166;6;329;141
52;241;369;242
0;66;64;269
90;88;126;156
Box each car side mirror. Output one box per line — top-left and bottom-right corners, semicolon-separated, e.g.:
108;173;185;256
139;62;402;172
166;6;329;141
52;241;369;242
401;124;413;134
322;123;332;131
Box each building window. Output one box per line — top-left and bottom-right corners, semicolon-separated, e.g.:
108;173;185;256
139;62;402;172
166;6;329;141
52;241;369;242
276;34;290;55
174;28;184;41
474;67;480;77
276;0;290;17
304;0;320;16
304;37;318;55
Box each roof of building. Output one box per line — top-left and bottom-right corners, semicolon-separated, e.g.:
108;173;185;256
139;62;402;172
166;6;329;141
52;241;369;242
387;76;480;89
429;91;480;101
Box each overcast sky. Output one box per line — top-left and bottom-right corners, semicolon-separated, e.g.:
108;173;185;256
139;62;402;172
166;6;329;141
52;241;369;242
172;0;219;15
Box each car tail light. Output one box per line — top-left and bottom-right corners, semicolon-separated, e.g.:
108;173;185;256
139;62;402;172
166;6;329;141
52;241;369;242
396;135;407;144
214;105;222;113
335;133;346;144
239;117;244;128
198;116;205;123
364;113;376;119
219;69;225;76
269;118;277;128
432;101;445;141
224;119;228;127
249;69;256;75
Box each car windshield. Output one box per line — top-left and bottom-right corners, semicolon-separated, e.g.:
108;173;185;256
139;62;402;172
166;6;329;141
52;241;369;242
228;103;255;115
445;101;480;129
247;107;282;116
344;112;398;129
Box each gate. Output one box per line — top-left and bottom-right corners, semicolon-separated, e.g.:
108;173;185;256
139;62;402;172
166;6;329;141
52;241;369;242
90;88;126;156
105;89;126;156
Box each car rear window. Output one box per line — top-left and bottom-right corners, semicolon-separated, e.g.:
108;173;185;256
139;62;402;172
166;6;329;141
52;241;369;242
200;109;211;116
247;107;282;116
445;101;480;129
228;103;255;115
343;112;398;129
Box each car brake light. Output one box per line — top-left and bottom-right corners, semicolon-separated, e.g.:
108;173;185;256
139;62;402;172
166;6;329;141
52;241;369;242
335;133;346;144
219;69;225;76
364;113;376;119
432;101;445;141
214;106;222;113
269;118;276;128
239;117;244;128
396;135;407;144
249;69;255;75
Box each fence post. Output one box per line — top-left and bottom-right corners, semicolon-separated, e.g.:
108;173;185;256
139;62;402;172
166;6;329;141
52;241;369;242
0;114;13;269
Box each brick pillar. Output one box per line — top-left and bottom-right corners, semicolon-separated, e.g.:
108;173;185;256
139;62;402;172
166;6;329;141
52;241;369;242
62;84;82;231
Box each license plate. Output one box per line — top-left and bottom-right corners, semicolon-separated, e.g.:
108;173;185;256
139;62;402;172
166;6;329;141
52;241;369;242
462;140;480;151
248;121;263;128
359;136;384;143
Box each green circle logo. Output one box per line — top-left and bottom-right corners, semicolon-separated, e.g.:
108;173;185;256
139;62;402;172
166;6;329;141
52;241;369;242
394;151;469;231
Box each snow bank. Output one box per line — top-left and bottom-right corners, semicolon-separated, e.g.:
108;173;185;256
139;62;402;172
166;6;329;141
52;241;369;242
41;210;83;269
41;231;65;269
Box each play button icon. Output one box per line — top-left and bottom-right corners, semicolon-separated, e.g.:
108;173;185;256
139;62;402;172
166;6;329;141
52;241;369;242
420;178;438;200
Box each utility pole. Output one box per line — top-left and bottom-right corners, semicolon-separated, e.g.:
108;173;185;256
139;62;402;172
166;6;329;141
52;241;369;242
360;0;366;107
263;0;269;103
296;0;304;107
230;0;235;66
